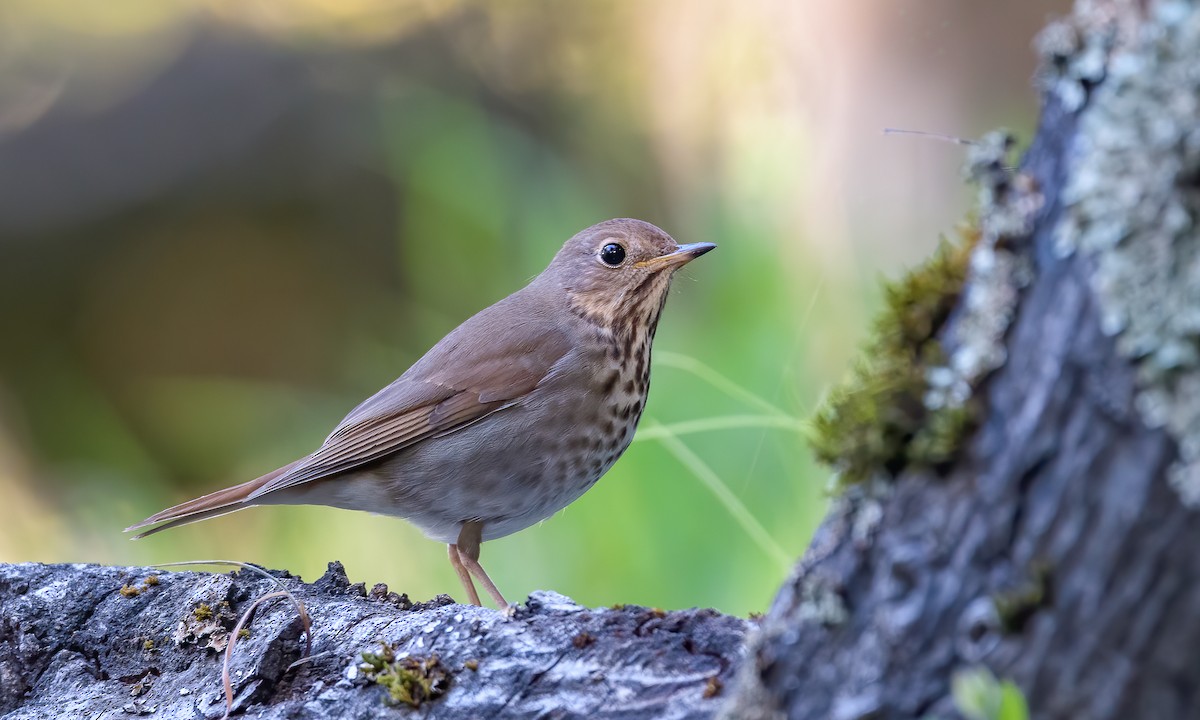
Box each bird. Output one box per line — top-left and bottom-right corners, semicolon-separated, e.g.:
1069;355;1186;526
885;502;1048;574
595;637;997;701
126;218;716;607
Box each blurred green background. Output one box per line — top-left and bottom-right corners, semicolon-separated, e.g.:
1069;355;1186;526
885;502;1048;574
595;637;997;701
0;0;1065;616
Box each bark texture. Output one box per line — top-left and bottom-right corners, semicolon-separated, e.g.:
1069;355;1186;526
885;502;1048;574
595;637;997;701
0;562;746;719
723;1;1200;718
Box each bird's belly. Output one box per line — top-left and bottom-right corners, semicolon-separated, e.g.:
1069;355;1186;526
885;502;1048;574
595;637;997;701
276;346;649;545
285;381;639;544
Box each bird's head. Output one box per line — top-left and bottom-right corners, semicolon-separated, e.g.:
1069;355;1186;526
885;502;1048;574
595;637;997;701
545;218;715;335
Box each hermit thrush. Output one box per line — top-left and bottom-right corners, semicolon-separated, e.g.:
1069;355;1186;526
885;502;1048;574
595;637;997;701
127;218;715;607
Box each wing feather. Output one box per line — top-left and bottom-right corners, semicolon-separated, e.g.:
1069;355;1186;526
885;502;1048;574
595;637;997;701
247;309;573;500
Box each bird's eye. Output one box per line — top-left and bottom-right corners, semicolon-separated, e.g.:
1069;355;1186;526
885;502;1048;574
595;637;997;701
599;242;626;267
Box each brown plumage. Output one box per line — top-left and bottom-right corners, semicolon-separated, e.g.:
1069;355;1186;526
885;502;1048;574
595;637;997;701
126;218;715;606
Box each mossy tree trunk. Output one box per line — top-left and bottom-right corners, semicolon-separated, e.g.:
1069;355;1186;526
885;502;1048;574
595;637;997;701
724;1;1200;718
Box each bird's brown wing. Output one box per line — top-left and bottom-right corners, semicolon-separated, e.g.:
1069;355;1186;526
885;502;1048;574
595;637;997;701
246;317;573;499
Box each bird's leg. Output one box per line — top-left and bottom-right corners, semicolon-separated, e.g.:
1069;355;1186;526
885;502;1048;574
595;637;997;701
456;521;508;608
447;544;481;606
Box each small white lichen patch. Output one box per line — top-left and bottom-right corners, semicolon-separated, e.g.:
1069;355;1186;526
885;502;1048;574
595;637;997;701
926;132;1041;413
1055;0;1200;505
795;575;848;627
1035;15;1115;113
850;494;885;548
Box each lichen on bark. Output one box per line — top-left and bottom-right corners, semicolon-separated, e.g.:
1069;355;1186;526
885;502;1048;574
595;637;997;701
1053;0;1200;504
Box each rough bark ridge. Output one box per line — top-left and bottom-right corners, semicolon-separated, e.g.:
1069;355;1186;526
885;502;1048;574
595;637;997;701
0;562;746;719
723;1;1200;718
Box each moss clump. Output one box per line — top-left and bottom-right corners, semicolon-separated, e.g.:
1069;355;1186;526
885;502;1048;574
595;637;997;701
174;601;237;652
992;563;1053;634
809;230;979;486
360;643;450;709
120;575;162;598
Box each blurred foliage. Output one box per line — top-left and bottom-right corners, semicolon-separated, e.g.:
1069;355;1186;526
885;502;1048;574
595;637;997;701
0;0;1060;615
952;667;1030;720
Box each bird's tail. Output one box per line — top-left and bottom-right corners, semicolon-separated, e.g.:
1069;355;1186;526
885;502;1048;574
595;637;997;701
124;460;301;539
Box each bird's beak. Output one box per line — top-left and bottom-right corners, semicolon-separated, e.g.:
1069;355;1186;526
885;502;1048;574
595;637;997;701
634;242;717;271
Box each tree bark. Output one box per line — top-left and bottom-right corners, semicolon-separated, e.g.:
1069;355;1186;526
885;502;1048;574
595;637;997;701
724;1;1200;718
0;561;747;719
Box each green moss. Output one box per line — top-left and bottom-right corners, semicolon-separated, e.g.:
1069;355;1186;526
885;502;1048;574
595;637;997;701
173;600;237;652
360;643;450;709
808;228;980;486
119;584;141;598
992;563;1053;634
